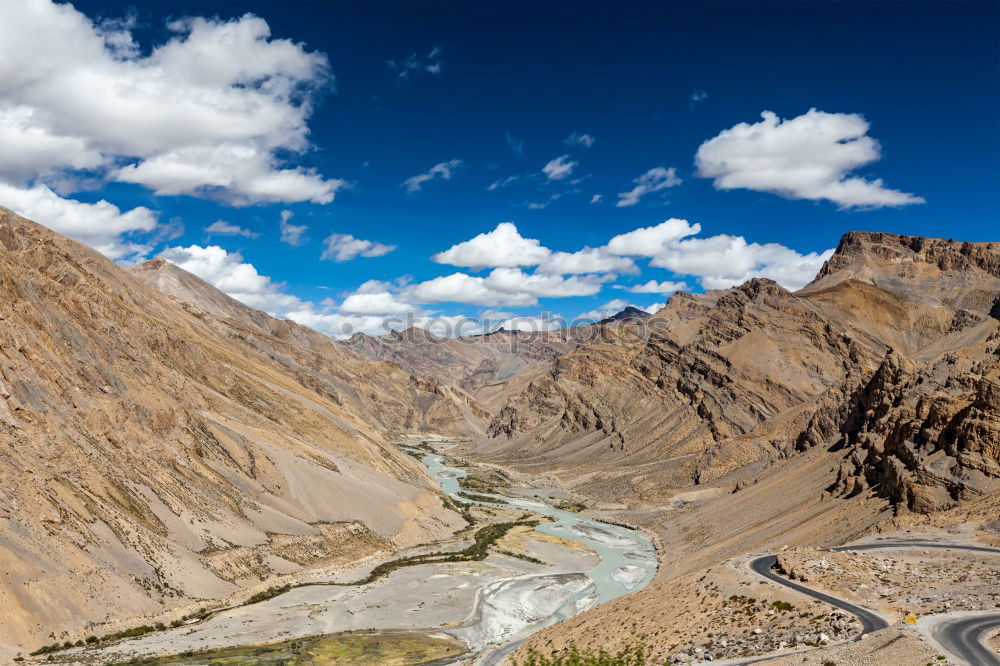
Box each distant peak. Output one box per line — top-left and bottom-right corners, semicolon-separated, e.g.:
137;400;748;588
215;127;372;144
597;306;651;325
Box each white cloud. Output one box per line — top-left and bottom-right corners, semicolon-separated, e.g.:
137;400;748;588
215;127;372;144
115;144;345;205
406;268;605;307
617;279;687;294
487;175;519;191
616;167;682;207
387;46;443;82
432;222;551;270
0;181;157;260
0;3;342;205
564;132;595;148
601;298;629;311
158;244;305;312
279;209;308;246
154;243;465;339
607;218;702;256
607;217;832;291
695;109;924;208
205;219;259;238
590;194;602;204
487;314;563;333
339;290;415;315
401;159;463;192
542;155;577;181
537;247;637;275
0;105;105;182
320;233;396;262
402;158;463;193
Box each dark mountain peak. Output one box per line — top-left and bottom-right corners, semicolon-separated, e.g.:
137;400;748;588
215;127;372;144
597;306;651;326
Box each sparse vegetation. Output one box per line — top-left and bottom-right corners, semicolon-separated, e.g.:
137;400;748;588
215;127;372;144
457;490;509;504
497;548;546;565
513;637;653;665
105;631;467;665
245;584;291;605
554;499;587;512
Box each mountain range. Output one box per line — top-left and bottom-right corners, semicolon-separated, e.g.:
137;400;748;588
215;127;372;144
0;205;996;660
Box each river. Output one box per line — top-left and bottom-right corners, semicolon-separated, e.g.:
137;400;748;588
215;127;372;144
404;444;658;665
68;444;657;666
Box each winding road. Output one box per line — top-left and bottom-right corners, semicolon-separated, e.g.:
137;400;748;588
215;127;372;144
739;541;1000;666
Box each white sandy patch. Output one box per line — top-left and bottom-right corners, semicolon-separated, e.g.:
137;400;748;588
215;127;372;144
571;523;638;549
455;573;594;648
611;565;647;590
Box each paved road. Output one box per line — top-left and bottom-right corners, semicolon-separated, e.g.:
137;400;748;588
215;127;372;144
931;614;1000;666
748;555;889;635
739;542;1000;666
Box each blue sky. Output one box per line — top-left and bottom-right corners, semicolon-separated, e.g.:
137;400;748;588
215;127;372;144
1;0;997;337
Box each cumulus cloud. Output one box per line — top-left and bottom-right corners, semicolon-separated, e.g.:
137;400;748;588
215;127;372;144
153;243;470;339
564;132;595;148
339;290;415;314
402;159;463;193
537;247;637;275
607;218;832;291
432;222;551;270
0;3;342;205
320;233;396;262
0;105;104;182
590;194;602;204
695;109;925;208
115;144;345;205
617;279;688;294
205;219;259;238
542;155;577;181
616;167;682;207
405;268;605;307
0;181;157;260
158;244;305;312
607;218;702;256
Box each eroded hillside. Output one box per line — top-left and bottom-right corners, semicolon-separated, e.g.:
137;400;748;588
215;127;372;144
479;232;999;513
0;208;469;654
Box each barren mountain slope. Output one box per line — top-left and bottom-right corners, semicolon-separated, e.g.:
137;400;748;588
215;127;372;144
478;232;999;511
494;232;999;661
0;208;465;655
130;259;489;438
342;327;580;412
341;309;651;413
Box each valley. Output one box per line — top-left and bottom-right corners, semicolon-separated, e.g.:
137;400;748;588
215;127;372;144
36;441;655;666
1;208;997;666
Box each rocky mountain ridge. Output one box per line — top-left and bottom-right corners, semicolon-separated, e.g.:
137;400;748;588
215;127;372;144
477;232;1000;514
